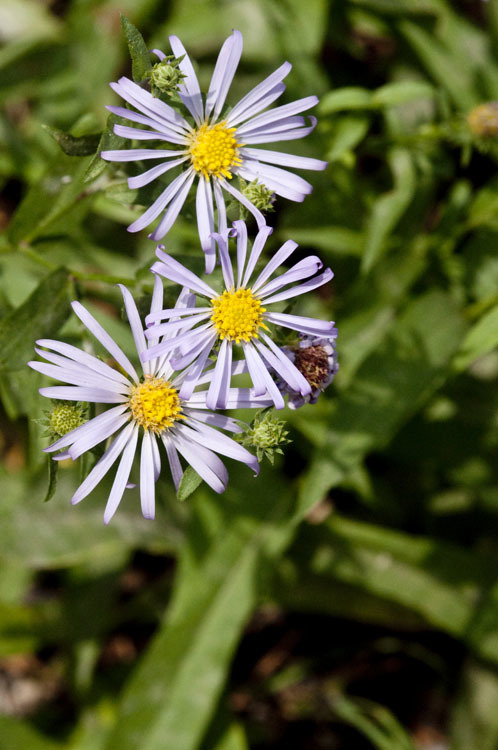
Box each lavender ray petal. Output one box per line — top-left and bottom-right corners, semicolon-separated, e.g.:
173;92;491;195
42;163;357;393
151;432;161;481
241;147;327;171
232;219;248;287
148;170;196;240
146;306;210;326
113;124;187;145
242;341;268;397
105;105;180;134
112;77;190;133
71;422;136;505
33;348;130;394
173;433;228;494
213;178;228;239
152;248;217;297
241;117;317;144
118;285;150;376
128;169;194;233
44;404;129;454
29;360;127;394
242;343;285;409
144;311;210;340
227;83;286;128
211;231;234;289
261;268;333;304
251;240;298;293
140;431;156;520
196;177;216;273
71;301;139;382
36;339;130;386
128;156;188;189
39;386;127;403
241;225;273;287
179;421;258;474
206;338;231;409
257;335;311;395
226;62;292;126
150;48;166;61
182;409;245;433
237;96;318;136
101;147;184;162
265;311;336;336
178;335;217;400
169;35;204;124
103;425;139;525
218;177;266;230
205;30;243;122
68;411;131;459
161;434;184;491
258;256;323;298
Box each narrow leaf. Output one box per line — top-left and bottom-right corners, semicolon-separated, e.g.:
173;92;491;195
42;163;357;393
42;124;101;156
0;268;72;372
120;15;152;83
177;466;202;501
43;456;58;502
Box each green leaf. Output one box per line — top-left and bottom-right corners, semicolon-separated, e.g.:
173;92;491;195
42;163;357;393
362;147;417;272
42;124;101;156
120;15;151;84
0;715;61;750
399;19;476;110
84;113;124;184
326;115;370;163
0;268;72;372
454;304;498;371
371;80;436;107
43;457;58;503
296;290;467;515
320;87;372;114
8;154;94;245
331;695;415;750
105;467;295;750
177;466;203;501
291;515;494;639
104;511;260;750
450;661;498;750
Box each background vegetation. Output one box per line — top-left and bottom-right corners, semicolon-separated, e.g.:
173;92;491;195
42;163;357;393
1;0;498;747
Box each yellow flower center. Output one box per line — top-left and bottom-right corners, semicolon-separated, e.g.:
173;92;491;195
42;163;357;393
211;288;266;343
129;377;183;433
189;122;241;179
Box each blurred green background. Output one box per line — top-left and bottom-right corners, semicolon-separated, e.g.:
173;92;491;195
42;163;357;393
2;0;498;748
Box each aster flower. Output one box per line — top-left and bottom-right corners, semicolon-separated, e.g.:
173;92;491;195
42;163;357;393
28;280;269;524
101;30;327;272
143;220;335;410
276;334;338;409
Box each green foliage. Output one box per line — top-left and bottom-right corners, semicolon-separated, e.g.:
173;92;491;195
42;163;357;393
1;1;498;748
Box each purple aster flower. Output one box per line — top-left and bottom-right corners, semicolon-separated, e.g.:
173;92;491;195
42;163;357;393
101;30;327;272
142;220;335;410
28;280;270;524
277;334;338;409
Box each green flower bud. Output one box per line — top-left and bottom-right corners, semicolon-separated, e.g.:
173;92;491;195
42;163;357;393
241;180;275;213
240;410;290;464
147;55;187;98
48;402;86;438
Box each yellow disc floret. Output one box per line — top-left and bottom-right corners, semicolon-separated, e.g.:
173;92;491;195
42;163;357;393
189;122;241;179
211;288;266;343
129;376;183;433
